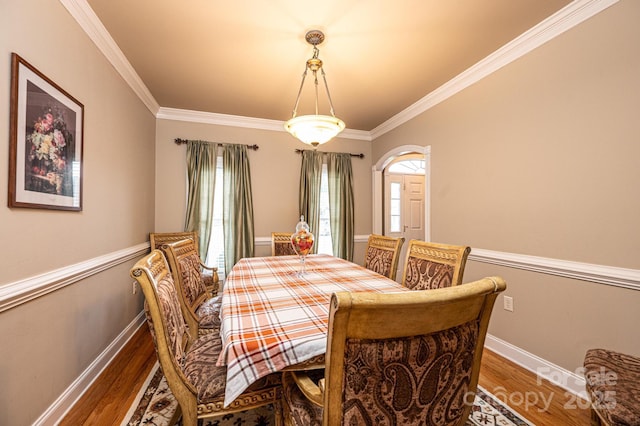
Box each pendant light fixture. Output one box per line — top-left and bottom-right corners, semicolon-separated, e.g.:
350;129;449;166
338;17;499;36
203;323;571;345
284;30;345;147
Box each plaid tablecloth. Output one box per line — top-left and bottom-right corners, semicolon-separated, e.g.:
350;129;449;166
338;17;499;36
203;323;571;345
218;254;407;406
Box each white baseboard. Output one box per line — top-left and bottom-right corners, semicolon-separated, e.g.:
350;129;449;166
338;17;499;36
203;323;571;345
485;334;588;400
33;312;146;426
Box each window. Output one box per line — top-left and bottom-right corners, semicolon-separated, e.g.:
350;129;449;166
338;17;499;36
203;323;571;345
387;159;425;174
389;181;401;233
205;157;226;279
316;164;333;255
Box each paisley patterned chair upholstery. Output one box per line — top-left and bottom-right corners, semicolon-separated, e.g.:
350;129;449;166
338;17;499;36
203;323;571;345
272;232;297;256
363;234;405;280
282;276;506;426
161;239;223;340
131;250;282;426
401;239;471;290
584;348;640;426
150;231;219;293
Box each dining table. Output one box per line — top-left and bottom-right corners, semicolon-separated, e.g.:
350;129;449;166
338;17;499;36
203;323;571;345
217;253;409;407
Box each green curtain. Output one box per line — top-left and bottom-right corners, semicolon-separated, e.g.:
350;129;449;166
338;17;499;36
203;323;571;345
184;140;217;261
223;144;255;272
298;150;323;254
327;152;354;261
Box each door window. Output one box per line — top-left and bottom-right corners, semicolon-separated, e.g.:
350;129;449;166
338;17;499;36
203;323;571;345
389;181;401;233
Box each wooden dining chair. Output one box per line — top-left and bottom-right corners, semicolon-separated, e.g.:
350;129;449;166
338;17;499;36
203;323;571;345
131;250;282;426
401;239;471;290
161;238;222;340
272;232;296;256
281;276;507;426
150;231;219;293
363;234;405;280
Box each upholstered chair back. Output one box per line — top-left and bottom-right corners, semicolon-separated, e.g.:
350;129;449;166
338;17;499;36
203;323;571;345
363;234;405;280
282;277;506;426
584;348;640;426
401;240;471;290
132;250;283;426
164;239;209;306
150;231;219;293
162;239;212;340
150;231;200;255
272;232;296;256
131;250;192;375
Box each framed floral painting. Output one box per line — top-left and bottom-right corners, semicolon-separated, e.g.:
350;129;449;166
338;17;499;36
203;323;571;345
9;53;84;211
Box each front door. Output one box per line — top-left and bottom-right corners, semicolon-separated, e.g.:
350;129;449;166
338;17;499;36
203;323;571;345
384;173;425;279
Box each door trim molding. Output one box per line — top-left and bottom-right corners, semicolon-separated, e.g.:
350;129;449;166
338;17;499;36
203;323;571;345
372;145;431;241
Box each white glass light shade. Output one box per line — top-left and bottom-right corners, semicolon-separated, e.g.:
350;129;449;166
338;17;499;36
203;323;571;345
284;114;346;147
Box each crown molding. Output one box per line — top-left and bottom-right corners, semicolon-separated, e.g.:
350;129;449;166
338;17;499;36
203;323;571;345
59;0;160;114
64;0;617;140
157;107;372;141
370;0;619;140
337;128;372;141
157;107;284;131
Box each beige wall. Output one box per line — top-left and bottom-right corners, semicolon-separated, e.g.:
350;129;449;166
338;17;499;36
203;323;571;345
155;119;373;261
0;1;155;424
2;0;638;423
373;0;640;372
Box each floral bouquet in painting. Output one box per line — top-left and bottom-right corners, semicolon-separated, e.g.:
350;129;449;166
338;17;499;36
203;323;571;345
26;106;74;195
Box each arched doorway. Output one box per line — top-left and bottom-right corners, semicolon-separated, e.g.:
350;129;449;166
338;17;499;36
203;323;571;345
372;145;431;242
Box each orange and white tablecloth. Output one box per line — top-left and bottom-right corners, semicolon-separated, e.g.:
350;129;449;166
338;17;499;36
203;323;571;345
218;254;407;406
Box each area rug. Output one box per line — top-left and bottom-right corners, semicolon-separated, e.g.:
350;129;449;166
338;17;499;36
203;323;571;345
122;363;534;426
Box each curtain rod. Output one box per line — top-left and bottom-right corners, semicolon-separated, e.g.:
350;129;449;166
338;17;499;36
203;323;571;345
174;138;259;151
294;148;364;159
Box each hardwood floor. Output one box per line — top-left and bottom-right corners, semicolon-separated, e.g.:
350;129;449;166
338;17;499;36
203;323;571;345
479;349;591;425
60;325;591;425
59;326;156;426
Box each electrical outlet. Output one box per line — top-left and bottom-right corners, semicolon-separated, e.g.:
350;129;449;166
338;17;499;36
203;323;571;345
132;281;137;295
503;295;513;312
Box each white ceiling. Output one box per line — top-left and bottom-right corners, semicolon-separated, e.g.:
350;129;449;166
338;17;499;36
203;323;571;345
85;0;574;132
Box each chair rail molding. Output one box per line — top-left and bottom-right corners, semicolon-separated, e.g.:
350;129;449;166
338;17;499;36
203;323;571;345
255;235;369;246
258;238;640;290
0;243;150;313
470;248;640;291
